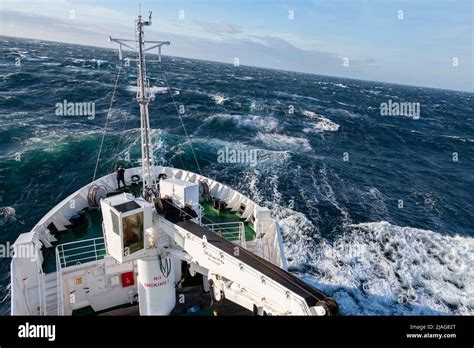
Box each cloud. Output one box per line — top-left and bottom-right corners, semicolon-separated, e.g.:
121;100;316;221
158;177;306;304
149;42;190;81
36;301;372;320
3;8;471;91
194;20;243;36
1;0;472;92
248;36;295;49
0;9;376;79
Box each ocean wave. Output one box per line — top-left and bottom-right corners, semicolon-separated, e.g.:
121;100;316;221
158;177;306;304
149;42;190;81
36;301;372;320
249;100;258;111
0;207;17;226
289;221;473;315
274;90;320;102
256;132;312;152
364;89;381;95
182;88;228;100
211;94;227;105
441;135;474;143
326;108;362;118
71;58;107;65
203;113;279;132
1;72;42;84
249;100;273;112
0;127;104;157
234;76;254;81
165;133;291;170
126;85;179;96
313;165;351;223
252;171;473;316
8;51;28;59
64;66;95;74
302;110;340;132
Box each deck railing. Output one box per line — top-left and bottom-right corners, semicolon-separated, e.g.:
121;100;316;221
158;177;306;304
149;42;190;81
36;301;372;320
56;237;106;269
204;221;246;248
55;237;106;315
55;250;63;315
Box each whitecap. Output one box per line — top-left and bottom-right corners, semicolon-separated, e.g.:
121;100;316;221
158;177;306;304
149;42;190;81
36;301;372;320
126;85;178;96
234;76;254;81
442;135;474;143
302;110;340;132
274;91;320;102
211;94;227;105
327;108;361;118
0;207;17;225
203;114;279;132
256;133;312;152
288;221;474;315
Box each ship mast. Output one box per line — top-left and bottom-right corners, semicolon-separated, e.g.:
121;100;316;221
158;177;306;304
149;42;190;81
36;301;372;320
109;12;170;191
136;13;154;190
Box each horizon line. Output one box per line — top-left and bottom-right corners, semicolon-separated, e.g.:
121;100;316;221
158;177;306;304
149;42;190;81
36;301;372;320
2;34;473;94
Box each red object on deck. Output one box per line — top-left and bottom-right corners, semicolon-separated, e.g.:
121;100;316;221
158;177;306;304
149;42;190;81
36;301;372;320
121;271;135;287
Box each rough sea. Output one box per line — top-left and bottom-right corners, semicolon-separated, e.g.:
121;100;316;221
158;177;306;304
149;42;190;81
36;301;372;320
0;36;473;315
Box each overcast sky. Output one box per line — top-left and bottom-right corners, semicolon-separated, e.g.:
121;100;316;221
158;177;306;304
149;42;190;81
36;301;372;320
0;0;472;91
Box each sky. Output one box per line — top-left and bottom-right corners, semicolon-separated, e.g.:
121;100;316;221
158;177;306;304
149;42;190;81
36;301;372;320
0;0;472;91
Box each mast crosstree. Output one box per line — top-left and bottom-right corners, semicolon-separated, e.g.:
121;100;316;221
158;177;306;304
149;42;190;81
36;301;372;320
109;12;170;190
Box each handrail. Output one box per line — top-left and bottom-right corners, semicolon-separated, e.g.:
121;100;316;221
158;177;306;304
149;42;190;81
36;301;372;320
57;237;106;269
35;254;45;315
55;237;107;314
56;243;104;253
56;237;106;248
58;247;107;259
204;221;246;248
55;246;64;315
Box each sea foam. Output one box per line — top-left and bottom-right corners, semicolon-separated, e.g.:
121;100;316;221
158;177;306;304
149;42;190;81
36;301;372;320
302;110;340;132
283;218;474;315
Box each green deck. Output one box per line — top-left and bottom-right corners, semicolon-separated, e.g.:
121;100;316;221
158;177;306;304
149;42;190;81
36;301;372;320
41;209;104;273
200;201;256;241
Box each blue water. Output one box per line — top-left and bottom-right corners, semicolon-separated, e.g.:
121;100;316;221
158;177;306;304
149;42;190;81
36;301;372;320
0;36;473;315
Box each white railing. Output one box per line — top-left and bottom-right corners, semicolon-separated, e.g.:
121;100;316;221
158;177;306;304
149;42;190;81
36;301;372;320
204;221;246;248
199;204;205;224
55;237;106;315
56;237;106;268
55;248;64;315
37;272;44;315
36;256;45;316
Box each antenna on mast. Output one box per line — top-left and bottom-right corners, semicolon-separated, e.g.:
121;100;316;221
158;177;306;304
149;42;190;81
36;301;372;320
109;11;170;193
145;11;152;26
